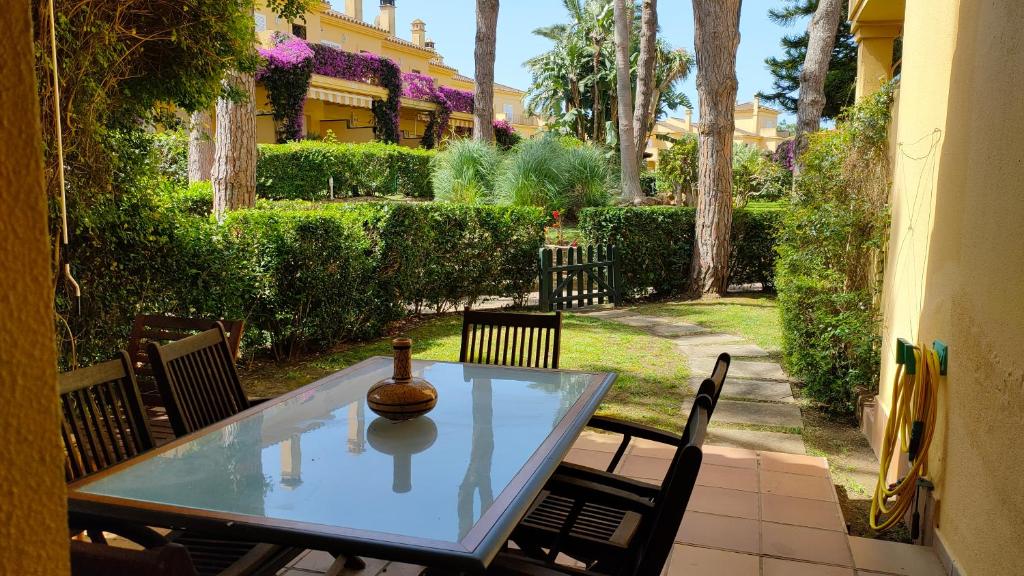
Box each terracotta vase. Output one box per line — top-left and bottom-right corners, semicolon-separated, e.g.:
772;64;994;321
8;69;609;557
367;338;437;421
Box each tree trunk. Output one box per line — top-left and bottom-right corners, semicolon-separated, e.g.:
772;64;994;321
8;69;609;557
795;0;843;158
689;0;741;296
211;71;257;222
591;35;603;143
473;0;499;143
613;0;643;203
188;110;215;184
632;0;658;168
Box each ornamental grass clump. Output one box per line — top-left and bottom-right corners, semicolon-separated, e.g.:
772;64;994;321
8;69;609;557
495;137;612;219
431;139;502;204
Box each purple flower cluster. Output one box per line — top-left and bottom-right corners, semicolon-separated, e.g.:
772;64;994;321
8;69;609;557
310;43;397;85
773;139;797;173
493;119;514;133
257;33;314;77
257;33;315;142
401;72;437;100
438;86;474;114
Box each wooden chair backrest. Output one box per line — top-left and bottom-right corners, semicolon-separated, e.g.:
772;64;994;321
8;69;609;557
460;310;562;369
127;315;244;407
147;323;250;437
59;352;155;482
634;390;713;576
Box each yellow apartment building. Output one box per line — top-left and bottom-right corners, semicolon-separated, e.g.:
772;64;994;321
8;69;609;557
852;0;1024;574
644;97;787;169
253;0;539;146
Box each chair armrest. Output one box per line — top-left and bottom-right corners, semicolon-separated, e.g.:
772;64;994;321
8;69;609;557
489;551;592;576
586;416;680;447
555;462;661;498
544;474;656;514
69;515;171;549
70;540;198;576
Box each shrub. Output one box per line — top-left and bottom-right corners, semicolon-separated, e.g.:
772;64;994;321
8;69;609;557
496;137;612;219
256;141;435;200
578;206;783;298
62;195;545;363
732;143;791;207
431;139;502;204
776;84;894;412
655;133;698;204
161;181;214;217
151;129;188;185
494;119;521;150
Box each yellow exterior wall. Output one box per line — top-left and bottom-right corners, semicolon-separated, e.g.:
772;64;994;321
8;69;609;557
254;1;538;144
870;0;1024;572
0;4;69;575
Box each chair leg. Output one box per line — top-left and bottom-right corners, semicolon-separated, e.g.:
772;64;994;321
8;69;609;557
324;553;367;576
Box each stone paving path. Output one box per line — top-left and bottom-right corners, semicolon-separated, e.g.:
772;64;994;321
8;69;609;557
579;306;808;455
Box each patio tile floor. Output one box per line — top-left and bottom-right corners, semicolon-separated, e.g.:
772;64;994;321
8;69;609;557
276;432;944;576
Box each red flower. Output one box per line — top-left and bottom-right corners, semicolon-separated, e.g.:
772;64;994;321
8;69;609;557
552;210;560;220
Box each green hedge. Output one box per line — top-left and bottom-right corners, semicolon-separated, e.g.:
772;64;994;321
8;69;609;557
257;141;435;200
578;206;783;298
62;194;544;364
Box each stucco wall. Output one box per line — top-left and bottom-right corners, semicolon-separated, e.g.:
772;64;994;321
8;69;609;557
879;0;1024;573
0;4;69;575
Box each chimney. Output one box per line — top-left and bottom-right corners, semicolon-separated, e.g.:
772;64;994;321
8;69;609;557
375;0;396;35
425;38;436;51
411;19;426;47
685;108;693;130
344;0;363;21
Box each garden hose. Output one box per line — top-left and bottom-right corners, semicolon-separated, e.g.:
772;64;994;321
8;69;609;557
869;343;940;532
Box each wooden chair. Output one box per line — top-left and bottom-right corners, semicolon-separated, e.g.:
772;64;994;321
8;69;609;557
460;310;562;369
146;323;253;437
59;355;300;576
126;315;244;444
504;386;715;576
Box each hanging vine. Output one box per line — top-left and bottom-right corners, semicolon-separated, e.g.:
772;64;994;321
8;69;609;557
258;33;314;143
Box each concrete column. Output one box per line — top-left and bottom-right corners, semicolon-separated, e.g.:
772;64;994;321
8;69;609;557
377;0;396;35
853;22;902;100
0;3;69;575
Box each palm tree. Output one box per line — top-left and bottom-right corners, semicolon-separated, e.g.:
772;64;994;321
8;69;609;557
613;0;643;203
523;0;690;145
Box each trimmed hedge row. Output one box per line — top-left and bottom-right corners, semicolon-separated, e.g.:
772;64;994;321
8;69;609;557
65;194;544;365
257;141;435;200
577;205;783;298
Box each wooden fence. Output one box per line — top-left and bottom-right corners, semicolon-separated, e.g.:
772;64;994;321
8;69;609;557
538;245;621;311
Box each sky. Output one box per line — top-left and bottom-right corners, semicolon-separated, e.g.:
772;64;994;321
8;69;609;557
330;1;805;123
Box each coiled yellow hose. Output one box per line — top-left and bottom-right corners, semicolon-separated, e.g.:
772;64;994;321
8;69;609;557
869;345;940;532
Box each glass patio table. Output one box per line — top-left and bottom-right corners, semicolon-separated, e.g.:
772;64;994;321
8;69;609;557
68;357;615;573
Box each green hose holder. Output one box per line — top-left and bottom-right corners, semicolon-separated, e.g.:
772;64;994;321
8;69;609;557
897;338;917;375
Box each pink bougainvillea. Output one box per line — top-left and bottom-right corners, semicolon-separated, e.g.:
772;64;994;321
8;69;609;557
438;86;474;114
257;33;314;142
401;72;437;100
308;43;402;144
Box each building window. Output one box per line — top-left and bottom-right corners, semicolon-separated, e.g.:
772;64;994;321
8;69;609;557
503;103;514;120
292;23;307;39
254;12;267;32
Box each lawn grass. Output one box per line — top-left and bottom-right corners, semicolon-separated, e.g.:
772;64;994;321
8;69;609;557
242;313;691;433
636;294;782;352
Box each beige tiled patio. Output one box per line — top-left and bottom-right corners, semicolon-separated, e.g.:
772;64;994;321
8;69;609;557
277;431;945;576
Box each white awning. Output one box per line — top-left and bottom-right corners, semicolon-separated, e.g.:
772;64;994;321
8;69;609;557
308;88;375;109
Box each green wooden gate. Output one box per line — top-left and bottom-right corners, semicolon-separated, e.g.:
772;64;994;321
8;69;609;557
538;245;621;311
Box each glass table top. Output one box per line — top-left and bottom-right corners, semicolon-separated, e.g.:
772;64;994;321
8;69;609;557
73;358;611;550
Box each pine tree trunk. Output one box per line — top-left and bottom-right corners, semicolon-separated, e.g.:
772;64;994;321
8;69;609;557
795;0;843;158
211;71;257;222
473;0;499;143
632;0;658;167
188;110;215;184
613;0;643;203
689;0;741;296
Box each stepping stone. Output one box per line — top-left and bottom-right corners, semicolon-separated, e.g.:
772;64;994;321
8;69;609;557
684;399;803;428
648;322;709;337
678;343;769;359
690;357;790;381
611;315;664;329
579;308;635;319
673;333;746;346
717;378;795;403
707;428;807;455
